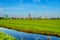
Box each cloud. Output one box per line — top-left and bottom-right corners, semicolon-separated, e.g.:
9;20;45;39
0;8;4;11
0;7;24;11
0;8;4;15
11;0;23;2
33;0;41;3
3;7;25;10
19;0;23;3
45;0;49;4
40;5;47;8
12;0;16;1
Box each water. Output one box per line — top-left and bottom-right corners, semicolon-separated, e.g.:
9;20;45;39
0;27;60;40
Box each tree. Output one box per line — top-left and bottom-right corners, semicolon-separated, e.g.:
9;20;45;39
56;17;60;20
0;17;4;19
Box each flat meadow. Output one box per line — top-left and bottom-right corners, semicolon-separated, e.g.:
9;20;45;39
0;19;60;37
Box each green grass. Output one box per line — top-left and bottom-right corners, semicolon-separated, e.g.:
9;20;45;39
0;19;60;36
0;31;16;40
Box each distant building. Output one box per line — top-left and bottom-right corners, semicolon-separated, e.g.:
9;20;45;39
45;16;48;19
39;16;42;19
42;16;48;19
27;13;32;20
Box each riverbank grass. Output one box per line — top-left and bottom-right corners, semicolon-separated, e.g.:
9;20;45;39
0;31;16;40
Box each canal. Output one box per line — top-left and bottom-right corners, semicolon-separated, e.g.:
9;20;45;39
0;27;60;40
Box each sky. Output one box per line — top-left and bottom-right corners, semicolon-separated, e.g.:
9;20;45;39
0;0;60;18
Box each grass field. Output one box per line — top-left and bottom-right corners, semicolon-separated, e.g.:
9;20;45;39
0;31;16;40
0;19;60;37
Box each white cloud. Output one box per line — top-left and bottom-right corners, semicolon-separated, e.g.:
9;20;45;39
12;0;15;2
19;0;23;3
3;7;25;10
0;8;4;15
0;8;4;11
33;0;41;3
12;0;23;2
45;0;49;4
40;5;47;8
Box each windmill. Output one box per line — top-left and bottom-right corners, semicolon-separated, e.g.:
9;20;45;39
4;14;9;19
27;12;32;20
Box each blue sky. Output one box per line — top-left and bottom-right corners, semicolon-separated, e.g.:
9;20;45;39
0;0;60;18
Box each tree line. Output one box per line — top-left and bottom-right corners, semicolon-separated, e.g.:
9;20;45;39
0;14;60;20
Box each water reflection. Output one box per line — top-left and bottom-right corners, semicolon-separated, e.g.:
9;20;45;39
0;27;60;40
